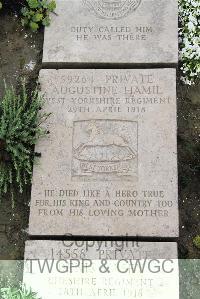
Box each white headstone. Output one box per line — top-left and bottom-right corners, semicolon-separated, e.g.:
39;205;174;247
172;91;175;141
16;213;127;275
42;0;178;65
29;68;178;237
24;240;179;299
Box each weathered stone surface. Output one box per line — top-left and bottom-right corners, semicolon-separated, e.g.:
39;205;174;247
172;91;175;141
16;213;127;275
24;240;178;259
23;241;179;299
29;68;178;237
43;0;178;65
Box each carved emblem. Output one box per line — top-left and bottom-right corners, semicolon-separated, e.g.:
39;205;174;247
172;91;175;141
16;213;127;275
83;0;142;20
72;120;138;181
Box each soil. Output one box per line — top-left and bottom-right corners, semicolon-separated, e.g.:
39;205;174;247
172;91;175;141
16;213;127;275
0;8;199;286
0;12;43;262
177;81;200;259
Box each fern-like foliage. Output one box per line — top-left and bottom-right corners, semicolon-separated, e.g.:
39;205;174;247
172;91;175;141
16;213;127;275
0;81;49;201
0;285;41;299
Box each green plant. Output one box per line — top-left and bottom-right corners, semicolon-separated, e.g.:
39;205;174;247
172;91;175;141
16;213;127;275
0;1;2;9
21;0;56;32
193;235;200;250
0;285;40;299
179;0;200;85
0;81;49;202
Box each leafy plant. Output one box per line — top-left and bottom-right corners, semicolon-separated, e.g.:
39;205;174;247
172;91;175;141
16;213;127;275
0;81;49;202
21;0;56;32
193;235;200;250
0;285;40;299
179;0;200;85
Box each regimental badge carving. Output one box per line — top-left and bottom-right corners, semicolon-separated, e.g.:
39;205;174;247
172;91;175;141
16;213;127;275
83;0;142;20
72;120;138;181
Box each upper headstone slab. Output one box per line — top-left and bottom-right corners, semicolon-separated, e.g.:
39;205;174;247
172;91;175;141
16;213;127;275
43;0;178;65
29;68;178;237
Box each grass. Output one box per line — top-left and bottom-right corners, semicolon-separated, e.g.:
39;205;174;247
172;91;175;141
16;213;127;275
0;285;40;299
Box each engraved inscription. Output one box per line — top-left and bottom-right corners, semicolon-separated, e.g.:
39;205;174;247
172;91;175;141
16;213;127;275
83;0;142;20
72;120;138;181
28;69;178;237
